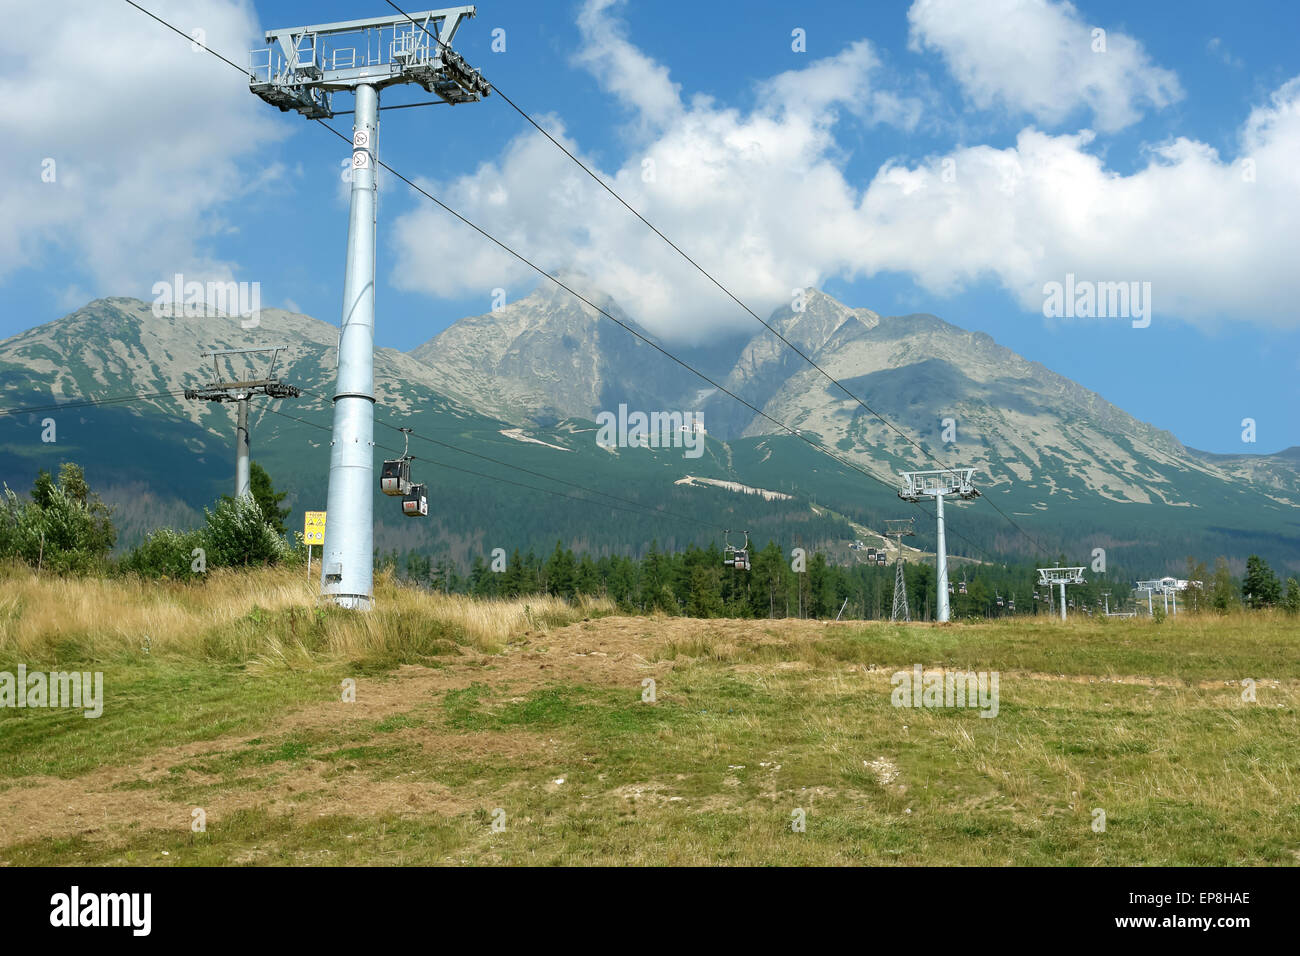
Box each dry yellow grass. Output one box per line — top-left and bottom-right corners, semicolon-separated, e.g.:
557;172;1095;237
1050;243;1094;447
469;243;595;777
0;562;613;663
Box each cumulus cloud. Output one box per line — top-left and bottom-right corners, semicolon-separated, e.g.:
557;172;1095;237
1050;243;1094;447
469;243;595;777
854;77;1300;325
907;0;1182;132
389;0;1299;339
0;0;283;296
390;2;920;340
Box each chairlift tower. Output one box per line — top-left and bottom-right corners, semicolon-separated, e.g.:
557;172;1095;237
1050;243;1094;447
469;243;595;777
1135;579;1177;617
1037;567;1085;621
248;8;490;609
883;517;915;623
899;469;979;623
184;347;301;499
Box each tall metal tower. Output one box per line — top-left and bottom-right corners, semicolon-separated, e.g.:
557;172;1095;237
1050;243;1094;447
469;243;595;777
248;8;490;609
184;347;301;498
899;469;979;623
1038;567;1085;621
883;517;915;622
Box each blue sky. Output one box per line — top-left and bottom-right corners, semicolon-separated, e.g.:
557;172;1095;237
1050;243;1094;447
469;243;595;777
4;0;1298;454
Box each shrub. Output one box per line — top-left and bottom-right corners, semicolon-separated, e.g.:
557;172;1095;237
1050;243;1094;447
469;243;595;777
0;464;116;574
202;495;289;569
121;527;207;579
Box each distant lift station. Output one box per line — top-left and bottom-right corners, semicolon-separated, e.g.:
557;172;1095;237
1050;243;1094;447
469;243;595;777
248;8;491;609
899;469;979;623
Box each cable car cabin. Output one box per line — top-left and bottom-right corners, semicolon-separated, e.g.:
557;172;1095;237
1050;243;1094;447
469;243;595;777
723;548;736;567
734;549;750;571
381;458;412;496
947;584;954;595
876;552;887;566
401;483;428;518
958;581;968;595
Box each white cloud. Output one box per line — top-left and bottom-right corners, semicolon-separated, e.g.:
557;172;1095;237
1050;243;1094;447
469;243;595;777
389;0;1299;339
907;0;1182;132
853;77;1300;326
390;1;919;341
0;0;283;296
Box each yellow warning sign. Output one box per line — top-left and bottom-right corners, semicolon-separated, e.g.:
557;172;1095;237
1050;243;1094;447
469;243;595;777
303;511;326;546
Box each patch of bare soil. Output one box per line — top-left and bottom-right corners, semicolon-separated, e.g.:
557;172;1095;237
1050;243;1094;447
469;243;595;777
0;617;716;851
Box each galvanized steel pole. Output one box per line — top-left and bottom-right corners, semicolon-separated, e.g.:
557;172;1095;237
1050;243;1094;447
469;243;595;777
235;395;251;499
935;491;950;623
320;83;378;610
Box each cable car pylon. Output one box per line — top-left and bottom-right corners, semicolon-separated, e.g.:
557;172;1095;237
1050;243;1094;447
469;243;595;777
898;469;979;623
883;518;915;623
247;6;491;609
183;346;301;499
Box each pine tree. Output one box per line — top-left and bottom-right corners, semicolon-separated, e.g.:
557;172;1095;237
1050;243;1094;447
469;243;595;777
248;461;290;536
1242;555;1281;609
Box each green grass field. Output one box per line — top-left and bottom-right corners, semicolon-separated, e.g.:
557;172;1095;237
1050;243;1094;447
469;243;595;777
1;566;1297;866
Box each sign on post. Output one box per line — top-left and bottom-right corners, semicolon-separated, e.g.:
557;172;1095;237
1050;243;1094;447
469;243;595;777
304;511;326;584
304;511;327;545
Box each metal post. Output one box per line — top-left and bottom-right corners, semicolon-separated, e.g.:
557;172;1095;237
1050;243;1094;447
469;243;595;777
321;83;379;610
935;492;949;623
1059;581;1067;621
1147;588;1153;615
234;395;252;499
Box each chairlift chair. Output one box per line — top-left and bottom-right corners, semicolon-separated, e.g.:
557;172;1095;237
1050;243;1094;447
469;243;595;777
402;483;428;518
724;530;750;570
380;457;412;496
381;427;415;496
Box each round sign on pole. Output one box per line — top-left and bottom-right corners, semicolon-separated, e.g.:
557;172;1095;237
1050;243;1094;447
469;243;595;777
353;130;369;148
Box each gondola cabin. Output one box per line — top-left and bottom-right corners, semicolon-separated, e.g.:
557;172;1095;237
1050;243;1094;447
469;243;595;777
402;483;428;518
381;458;412;496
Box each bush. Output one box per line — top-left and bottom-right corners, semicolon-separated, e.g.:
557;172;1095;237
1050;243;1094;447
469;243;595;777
202;495;289;569
0;464;116;574
121;527;207;580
